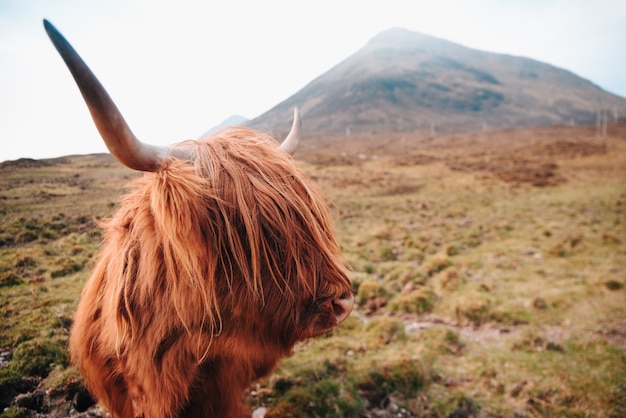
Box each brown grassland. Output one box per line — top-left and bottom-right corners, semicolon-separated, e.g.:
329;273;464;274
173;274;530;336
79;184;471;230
1;123;625;417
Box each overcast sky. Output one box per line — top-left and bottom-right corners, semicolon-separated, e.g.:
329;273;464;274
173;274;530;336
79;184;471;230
1;0;625;161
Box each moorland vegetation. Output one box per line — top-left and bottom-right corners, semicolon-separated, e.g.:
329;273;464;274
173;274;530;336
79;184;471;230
1;124;625;417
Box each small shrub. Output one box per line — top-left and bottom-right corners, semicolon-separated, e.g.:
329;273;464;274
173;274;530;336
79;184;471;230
490;306;531;326
15;230;38;244
47;222;67;231
20;219;39;231
511;333;564;353
267;379;363;418
441;330;465;355
378;244;396;261
448;396;482;417
422;252;451;276
0;406;29;418
446;244;460;256
15;256;37;269
292;358;343;385
604;280;623;291
438;267;461;291
356;279;386;306
0;368;23;410
455;294;491;327
389;288;437;314
50;263;83;278
272;376;295;396
0;234;15;247
357;359;427;406
371;225;392;240
348;271;370;295
0;273;23;288
548;243;568;257
365;316;405;345
12;338;69;377
444;330;460;344
41;230;58;240
533;297;548;310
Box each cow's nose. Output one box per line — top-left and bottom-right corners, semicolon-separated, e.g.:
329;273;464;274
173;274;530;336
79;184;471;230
333;293;354;325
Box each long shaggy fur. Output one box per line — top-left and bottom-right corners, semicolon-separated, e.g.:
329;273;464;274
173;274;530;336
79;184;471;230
69;128;352;417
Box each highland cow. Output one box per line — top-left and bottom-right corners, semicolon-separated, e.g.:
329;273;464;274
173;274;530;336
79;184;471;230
44;20;353;418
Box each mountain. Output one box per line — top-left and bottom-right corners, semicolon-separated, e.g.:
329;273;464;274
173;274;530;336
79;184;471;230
202;114;249;137
248;28;626;135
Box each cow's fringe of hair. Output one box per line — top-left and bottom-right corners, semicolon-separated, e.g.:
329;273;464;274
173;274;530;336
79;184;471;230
98;127;344;364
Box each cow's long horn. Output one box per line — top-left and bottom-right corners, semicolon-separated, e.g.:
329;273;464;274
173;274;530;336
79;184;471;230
43;19;166;172
279;108;301;155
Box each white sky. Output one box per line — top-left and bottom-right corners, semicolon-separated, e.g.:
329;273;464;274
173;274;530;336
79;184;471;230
1;0;625;161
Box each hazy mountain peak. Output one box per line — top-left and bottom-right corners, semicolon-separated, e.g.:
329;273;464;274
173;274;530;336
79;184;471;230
248;28;626;135
365;27;464;53
367;27;419;44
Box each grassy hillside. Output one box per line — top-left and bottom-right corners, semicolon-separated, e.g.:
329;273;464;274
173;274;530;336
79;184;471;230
1;124;625;417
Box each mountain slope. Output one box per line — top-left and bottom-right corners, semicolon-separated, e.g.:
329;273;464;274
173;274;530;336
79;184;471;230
249;28;626;134
202;114;250;137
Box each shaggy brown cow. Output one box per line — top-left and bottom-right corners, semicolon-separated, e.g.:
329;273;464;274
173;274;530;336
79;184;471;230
43;20;354;418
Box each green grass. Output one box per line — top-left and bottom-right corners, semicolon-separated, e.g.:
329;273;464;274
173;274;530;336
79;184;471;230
287;128;626;416
0;155;136;414
1;126;625;416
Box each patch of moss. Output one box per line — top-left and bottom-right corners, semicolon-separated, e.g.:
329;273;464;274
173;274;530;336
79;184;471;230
0;368;22;409
454;293;492;327
0;406;29;418
13;338;69;377
389;288;437;314
267;379;363;418
15;230;38;244
357;358;427;406
365;316;406;346
356;279;386;306
422;252;451;276
0;273;24;288
490;305;531;326
440;330;466;355
50;262;83;279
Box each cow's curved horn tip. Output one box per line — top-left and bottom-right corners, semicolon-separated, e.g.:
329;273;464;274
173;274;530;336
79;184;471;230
279;107;301;155
43;19;55;32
